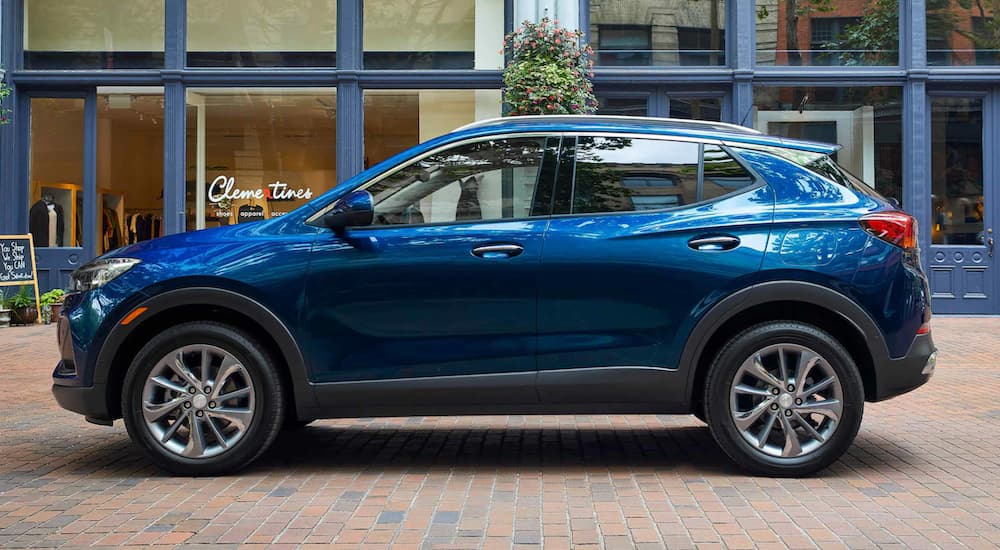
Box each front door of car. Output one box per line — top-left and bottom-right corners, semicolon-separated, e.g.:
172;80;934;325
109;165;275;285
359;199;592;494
304;136;559;406
536;135;774;405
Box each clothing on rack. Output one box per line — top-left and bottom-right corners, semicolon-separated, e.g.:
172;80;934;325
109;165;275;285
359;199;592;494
124;212;163;244
102;207;125;252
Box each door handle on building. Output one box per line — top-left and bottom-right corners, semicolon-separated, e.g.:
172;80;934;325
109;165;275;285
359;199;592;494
988;228;995;258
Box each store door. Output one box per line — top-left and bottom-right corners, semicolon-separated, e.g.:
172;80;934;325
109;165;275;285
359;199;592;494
926;94;997;314
22;92;95;291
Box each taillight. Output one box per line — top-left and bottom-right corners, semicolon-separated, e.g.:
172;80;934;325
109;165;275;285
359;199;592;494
860;211;918;250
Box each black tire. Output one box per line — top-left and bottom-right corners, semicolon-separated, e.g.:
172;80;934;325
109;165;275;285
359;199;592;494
122;321;286;475
704;321;864;477
692;403;707;424
283;417;313;430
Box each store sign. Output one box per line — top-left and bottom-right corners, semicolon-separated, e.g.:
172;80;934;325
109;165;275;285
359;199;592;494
0;237;35;284
208;175;314;203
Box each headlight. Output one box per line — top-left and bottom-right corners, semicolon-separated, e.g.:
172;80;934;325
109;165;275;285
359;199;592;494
70;258;141;292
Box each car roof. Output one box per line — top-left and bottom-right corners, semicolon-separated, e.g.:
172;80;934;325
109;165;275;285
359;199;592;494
453;115;841;155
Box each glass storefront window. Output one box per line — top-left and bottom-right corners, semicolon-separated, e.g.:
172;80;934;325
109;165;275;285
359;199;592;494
597;96;650;116
24;0;165;69
363;0;503;69
931;97;984;245
753;87;903;205
363;90;501;167
187;0;337;67
755;0;899;66
184;89;337;230
927;1;999;65
29;98;85;248
97;90;164;252
590;1;726;66
670;97;722;121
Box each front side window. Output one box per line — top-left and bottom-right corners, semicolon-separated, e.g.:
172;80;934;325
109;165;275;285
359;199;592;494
365;137;551;225
570;137;754;215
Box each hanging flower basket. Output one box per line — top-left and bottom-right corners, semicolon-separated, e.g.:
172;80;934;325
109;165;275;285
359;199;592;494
502;18;597;116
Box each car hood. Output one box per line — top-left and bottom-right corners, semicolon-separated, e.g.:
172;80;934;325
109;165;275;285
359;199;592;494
103;218;321;260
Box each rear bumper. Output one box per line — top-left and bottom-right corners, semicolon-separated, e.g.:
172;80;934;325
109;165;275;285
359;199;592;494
871;332;936;401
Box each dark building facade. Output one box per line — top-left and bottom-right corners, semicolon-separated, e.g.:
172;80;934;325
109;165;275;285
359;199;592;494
1;0;998;314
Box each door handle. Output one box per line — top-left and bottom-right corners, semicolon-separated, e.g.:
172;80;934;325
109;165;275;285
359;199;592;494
472;244;524;259
989;237;995;258
688;235;741;251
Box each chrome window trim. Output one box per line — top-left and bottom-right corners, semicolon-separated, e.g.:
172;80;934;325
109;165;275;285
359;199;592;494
306;131;728;225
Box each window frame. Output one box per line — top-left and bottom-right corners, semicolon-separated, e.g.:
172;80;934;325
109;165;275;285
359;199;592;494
307;132;561;229
552;132;763;219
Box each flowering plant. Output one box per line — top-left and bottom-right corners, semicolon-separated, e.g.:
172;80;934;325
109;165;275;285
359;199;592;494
0;80;11;126
502;18;597;116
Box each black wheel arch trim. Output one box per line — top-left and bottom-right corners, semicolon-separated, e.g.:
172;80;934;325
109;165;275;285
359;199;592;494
92;286;317;419
680;280;893;404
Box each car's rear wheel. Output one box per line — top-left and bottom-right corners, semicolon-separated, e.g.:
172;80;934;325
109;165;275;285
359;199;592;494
704;321;864;477
122;321;285;475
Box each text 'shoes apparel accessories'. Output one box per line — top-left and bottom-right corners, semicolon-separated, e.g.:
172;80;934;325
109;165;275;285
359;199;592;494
238;204;265;223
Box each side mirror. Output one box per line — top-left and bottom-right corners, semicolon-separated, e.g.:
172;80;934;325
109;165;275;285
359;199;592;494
323;190;374;233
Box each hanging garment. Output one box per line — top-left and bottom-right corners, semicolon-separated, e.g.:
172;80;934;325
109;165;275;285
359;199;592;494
29;200;50;247
48;205;58;247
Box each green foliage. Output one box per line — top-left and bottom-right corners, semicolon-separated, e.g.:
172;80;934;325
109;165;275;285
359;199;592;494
831;0;1000;65
40;289;66;307
0;79;11;126
502;18;597;116
826;0;900;65
6;287;35;309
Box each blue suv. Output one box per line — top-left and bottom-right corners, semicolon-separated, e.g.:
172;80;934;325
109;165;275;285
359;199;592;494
53;116;936;476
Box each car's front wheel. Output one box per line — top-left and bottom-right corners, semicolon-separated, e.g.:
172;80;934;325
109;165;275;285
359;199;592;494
121;321;285;475
704;321;864;477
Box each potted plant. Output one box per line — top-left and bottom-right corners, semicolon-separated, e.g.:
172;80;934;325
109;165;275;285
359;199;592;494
7;287;38;325
40;289;66;324
0;290;11;328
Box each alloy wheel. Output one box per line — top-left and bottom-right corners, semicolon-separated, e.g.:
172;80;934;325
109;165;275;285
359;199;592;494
140;344;255;459
729;343;844;458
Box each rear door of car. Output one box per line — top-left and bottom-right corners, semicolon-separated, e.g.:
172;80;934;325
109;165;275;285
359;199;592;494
536;133;775;407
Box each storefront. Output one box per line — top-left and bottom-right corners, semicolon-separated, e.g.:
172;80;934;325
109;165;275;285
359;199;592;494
0;0;998;314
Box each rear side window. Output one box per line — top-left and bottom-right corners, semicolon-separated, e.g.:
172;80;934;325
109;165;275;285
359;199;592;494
703;145;755;201
570;137;755;214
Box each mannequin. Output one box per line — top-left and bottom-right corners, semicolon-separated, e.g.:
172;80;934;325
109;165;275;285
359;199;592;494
29;194;65;248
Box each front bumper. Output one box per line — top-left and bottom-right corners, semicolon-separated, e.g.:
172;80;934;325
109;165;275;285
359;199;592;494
52;309;115;422
52;380;113;422
872;332;937;401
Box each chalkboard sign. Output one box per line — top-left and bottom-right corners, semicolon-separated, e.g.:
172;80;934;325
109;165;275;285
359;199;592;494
0;234;42;324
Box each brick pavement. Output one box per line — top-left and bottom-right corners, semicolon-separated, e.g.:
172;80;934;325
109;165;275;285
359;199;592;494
1;318;999;549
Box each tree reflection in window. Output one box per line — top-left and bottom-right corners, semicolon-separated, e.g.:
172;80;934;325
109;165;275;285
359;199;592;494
366;137;547;225
572;137;698;214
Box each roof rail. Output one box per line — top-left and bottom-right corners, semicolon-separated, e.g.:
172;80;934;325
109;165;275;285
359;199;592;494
454;114;763;135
